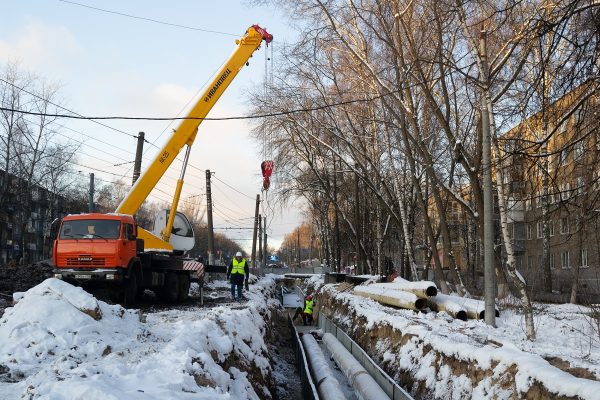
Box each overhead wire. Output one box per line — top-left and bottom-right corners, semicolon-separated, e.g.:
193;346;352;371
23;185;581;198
0;89;404;122
57;0;239;37
20;116;211;196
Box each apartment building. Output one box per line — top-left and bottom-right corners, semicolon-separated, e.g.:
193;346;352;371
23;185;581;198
0;170;66;265
502;83;600;296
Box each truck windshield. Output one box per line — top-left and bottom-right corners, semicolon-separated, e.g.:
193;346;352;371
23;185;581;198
59;220;121;240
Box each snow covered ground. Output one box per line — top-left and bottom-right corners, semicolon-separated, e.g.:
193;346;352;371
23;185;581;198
0;276;281;399
321;281;600;399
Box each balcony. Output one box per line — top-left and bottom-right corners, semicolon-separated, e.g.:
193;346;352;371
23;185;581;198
510;238;526;254
506;199;524;222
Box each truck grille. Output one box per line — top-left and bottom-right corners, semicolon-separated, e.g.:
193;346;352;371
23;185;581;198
66;257;105;266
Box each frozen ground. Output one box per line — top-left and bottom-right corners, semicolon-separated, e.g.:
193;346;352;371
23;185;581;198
0;276;283;399
324;281;600;399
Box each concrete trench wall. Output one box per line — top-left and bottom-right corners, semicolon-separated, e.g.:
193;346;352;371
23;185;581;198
319;288;581;400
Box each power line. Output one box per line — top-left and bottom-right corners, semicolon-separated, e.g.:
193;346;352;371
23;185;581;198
0;90;400;122
0;77;136;139
212;175;256;200
58;0;239;37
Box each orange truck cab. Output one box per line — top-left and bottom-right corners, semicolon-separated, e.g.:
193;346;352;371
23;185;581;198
52;213;190;305
52;213;140;283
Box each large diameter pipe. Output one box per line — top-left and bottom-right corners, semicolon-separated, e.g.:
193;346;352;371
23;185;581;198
323;333;390;400
370;279;438;298
301;334;346;400
428;294;468;321
354;285;427;310
437;293;500;319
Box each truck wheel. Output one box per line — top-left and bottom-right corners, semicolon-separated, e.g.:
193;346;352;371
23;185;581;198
159;272;179;303
178;273;190;302
124;271;138;307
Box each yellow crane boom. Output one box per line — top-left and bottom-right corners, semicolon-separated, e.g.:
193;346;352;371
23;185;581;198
115;25;273;251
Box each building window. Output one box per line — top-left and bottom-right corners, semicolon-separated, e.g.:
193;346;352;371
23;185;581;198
581;249;588;268
576;177;585;196
560;217;569;234
537;221;543;238
560;182;570;200
559;148;569;166
594;170;600;191
525;198;531;210
527;256;534;270
549;220;554;237
526;224;532;240
549;253;555;269
574;141;585;161
561;251;570;269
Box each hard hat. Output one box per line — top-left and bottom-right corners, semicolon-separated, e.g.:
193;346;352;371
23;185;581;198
236;252;242;257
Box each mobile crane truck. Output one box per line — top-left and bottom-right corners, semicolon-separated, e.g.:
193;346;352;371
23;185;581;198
51;25;273;305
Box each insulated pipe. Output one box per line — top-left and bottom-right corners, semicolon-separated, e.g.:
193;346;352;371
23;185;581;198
354;285;427;310
428;294;468;321
437;293;500;319
301;334;346;400
323;332;390;400
370;279;438;298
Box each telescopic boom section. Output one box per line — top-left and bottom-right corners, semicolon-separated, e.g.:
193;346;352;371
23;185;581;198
116;25;272;216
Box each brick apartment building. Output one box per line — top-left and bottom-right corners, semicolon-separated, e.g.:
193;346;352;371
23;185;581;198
422;83;600;299
0;170;67;265
502;84;600;297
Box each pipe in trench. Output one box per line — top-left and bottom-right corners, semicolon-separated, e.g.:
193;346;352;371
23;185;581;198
301;334;346;400
323;332;390;400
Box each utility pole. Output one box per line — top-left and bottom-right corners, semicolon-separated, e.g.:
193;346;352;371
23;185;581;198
132;132;145;186
354;169;361;275
251;194;260;272
258;214;263;264
262;215;267;275
88;173;95;212
297;228;301;269
481;30;496;327
205;170;215;265
333;158;341;272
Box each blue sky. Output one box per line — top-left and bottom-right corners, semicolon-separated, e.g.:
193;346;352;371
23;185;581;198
0;0;302;251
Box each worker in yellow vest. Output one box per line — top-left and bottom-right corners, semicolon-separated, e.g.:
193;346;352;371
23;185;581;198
302;294;315;326
227;251;249;301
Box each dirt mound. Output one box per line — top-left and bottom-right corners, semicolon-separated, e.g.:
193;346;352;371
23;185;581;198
0;262;53;294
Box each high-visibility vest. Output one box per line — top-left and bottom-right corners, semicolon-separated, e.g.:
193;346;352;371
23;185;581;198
231;258;246;276
304;299;314;314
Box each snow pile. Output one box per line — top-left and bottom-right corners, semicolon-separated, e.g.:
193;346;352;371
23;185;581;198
0;277;279;399
306;273;325;294
321;283;600;399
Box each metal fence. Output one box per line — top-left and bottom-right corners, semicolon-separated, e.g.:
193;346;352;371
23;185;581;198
288;315;320;400
318;313;414;400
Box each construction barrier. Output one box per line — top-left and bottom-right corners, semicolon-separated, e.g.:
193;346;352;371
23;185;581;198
288;315;320;400
319;313;414;400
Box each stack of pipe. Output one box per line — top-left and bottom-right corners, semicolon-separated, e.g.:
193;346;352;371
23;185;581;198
436;293;500;319
427;293;468;321
300;334;346;400
373;277;438;298
353;285;427;310
354;278;499;321
323;332;391;400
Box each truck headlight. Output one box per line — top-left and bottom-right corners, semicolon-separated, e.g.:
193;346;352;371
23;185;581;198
54;274;63;279
106;274;115;280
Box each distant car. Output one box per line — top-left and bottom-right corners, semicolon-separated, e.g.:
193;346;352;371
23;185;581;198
267;263;283;269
